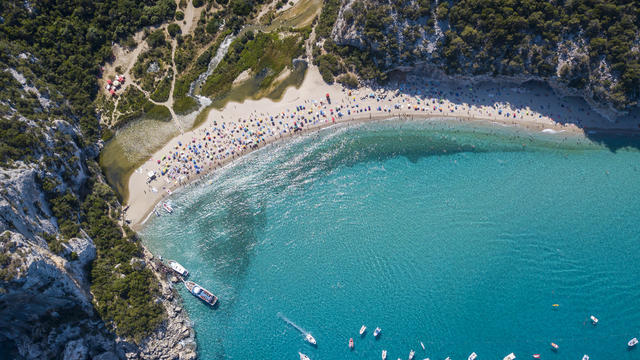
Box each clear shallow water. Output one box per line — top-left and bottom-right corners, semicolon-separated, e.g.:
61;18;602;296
141;119;640;360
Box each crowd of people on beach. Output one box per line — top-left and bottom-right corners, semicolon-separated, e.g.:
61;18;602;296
144;77;585;192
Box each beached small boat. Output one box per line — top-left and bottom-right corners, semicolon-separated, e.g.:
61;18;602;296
373;327;381;337
629;337;638;347
550;342;559;351
590;315;598;324
503;353;516;360
582;355;589;360
168;260;189;277
408;350;415;360
468;352;477;360
349;338;354;350
299;352;310;360
381;350;387;360
163;202;173;213
305;333;316;345
184;281;217;306
360;325;367;336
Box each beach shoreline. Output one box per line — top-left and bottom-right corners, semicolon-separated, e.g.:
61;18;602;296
124;65;639;229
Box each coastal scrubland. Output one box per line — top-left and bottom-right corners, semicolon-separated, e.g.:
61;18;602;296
315;0;640;110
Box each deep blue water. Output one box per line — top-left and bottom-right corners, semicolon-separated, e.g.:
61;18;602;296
141;119;640;360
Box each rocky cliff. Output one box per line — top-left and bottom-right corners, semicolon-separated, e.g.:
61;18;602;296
317;0;640;119
0;59;195;360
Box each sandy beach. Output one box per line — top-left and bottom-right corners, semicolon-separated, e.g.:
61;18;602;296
125;65;637;228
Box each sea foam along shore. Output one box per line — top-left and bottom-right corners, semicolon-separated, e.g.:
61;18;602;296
125;64;636;228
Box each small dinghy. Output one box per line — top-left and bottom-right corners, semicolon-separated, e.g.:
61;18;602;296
349;338;354;350
305;333;316;346
582;355;590;360
381;350;387;360
629;337;638;347
168;260;189;277
468;352;477;360
550;342;559;351
163;203;173;213
184;281;217;306
373;327;381;338
421;342;425;350
299;352;310;360
408;350;415;360
503;353;516;360
532;355;540;359
360;325;367;336
590;315;598;325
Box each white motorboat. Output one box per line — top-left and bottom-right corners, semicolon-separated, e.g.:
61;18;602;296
305;333;316;345
360;325;367;336
373;327;381;337
629;337;638;347
420;342;425;350
468;352;477;360
503;353;516;360
408;350;415;360
582;355;589;360
381;350;387;360
162;202;173;213
168;260;189;277
590;315;598;324
299;352;310;360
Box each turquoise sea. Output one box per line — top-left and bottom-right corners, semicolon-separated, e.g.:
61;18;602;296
141;119;640;360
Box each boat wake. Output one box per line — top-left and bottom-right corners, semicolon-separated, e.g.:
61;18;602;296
278;312;309;336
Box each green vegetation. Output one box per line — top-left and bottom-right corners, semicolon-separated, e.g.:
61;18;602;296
317;0;640;109
201;31;306;98
83;181;165;341
336;73;358;88
150;76;172;102
173;96;199;115
167;23;182;38
0;0;176;141
316;0;341;38
0;117;41;165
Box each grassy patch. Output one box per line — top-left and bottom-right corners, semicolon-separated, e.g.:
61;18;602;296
143;103;172;122
173;96;199;115
150;76;171;102
201;32;305;98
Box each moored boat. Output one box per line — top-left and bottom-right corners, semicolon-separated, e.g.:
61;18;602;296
468;351;477;360
408;350;415;360
532;354;540;359
299;352;310;360
420;341;425;350
503;352;516;360
373;327;381;337
360;325;367;336
381;350;387;360
349;338;354;350
590;315;598;324
163;202;173;213
184;281;217;306
305;333;316;345
168;260;188;277
550;342;559;351
582;355;590;360
629;337;638;347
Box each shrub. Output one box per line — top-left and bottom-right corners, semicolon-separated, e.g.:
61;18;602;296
175;11;185;20
146;30;166;48
167;24;182;38
337;73;358;88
